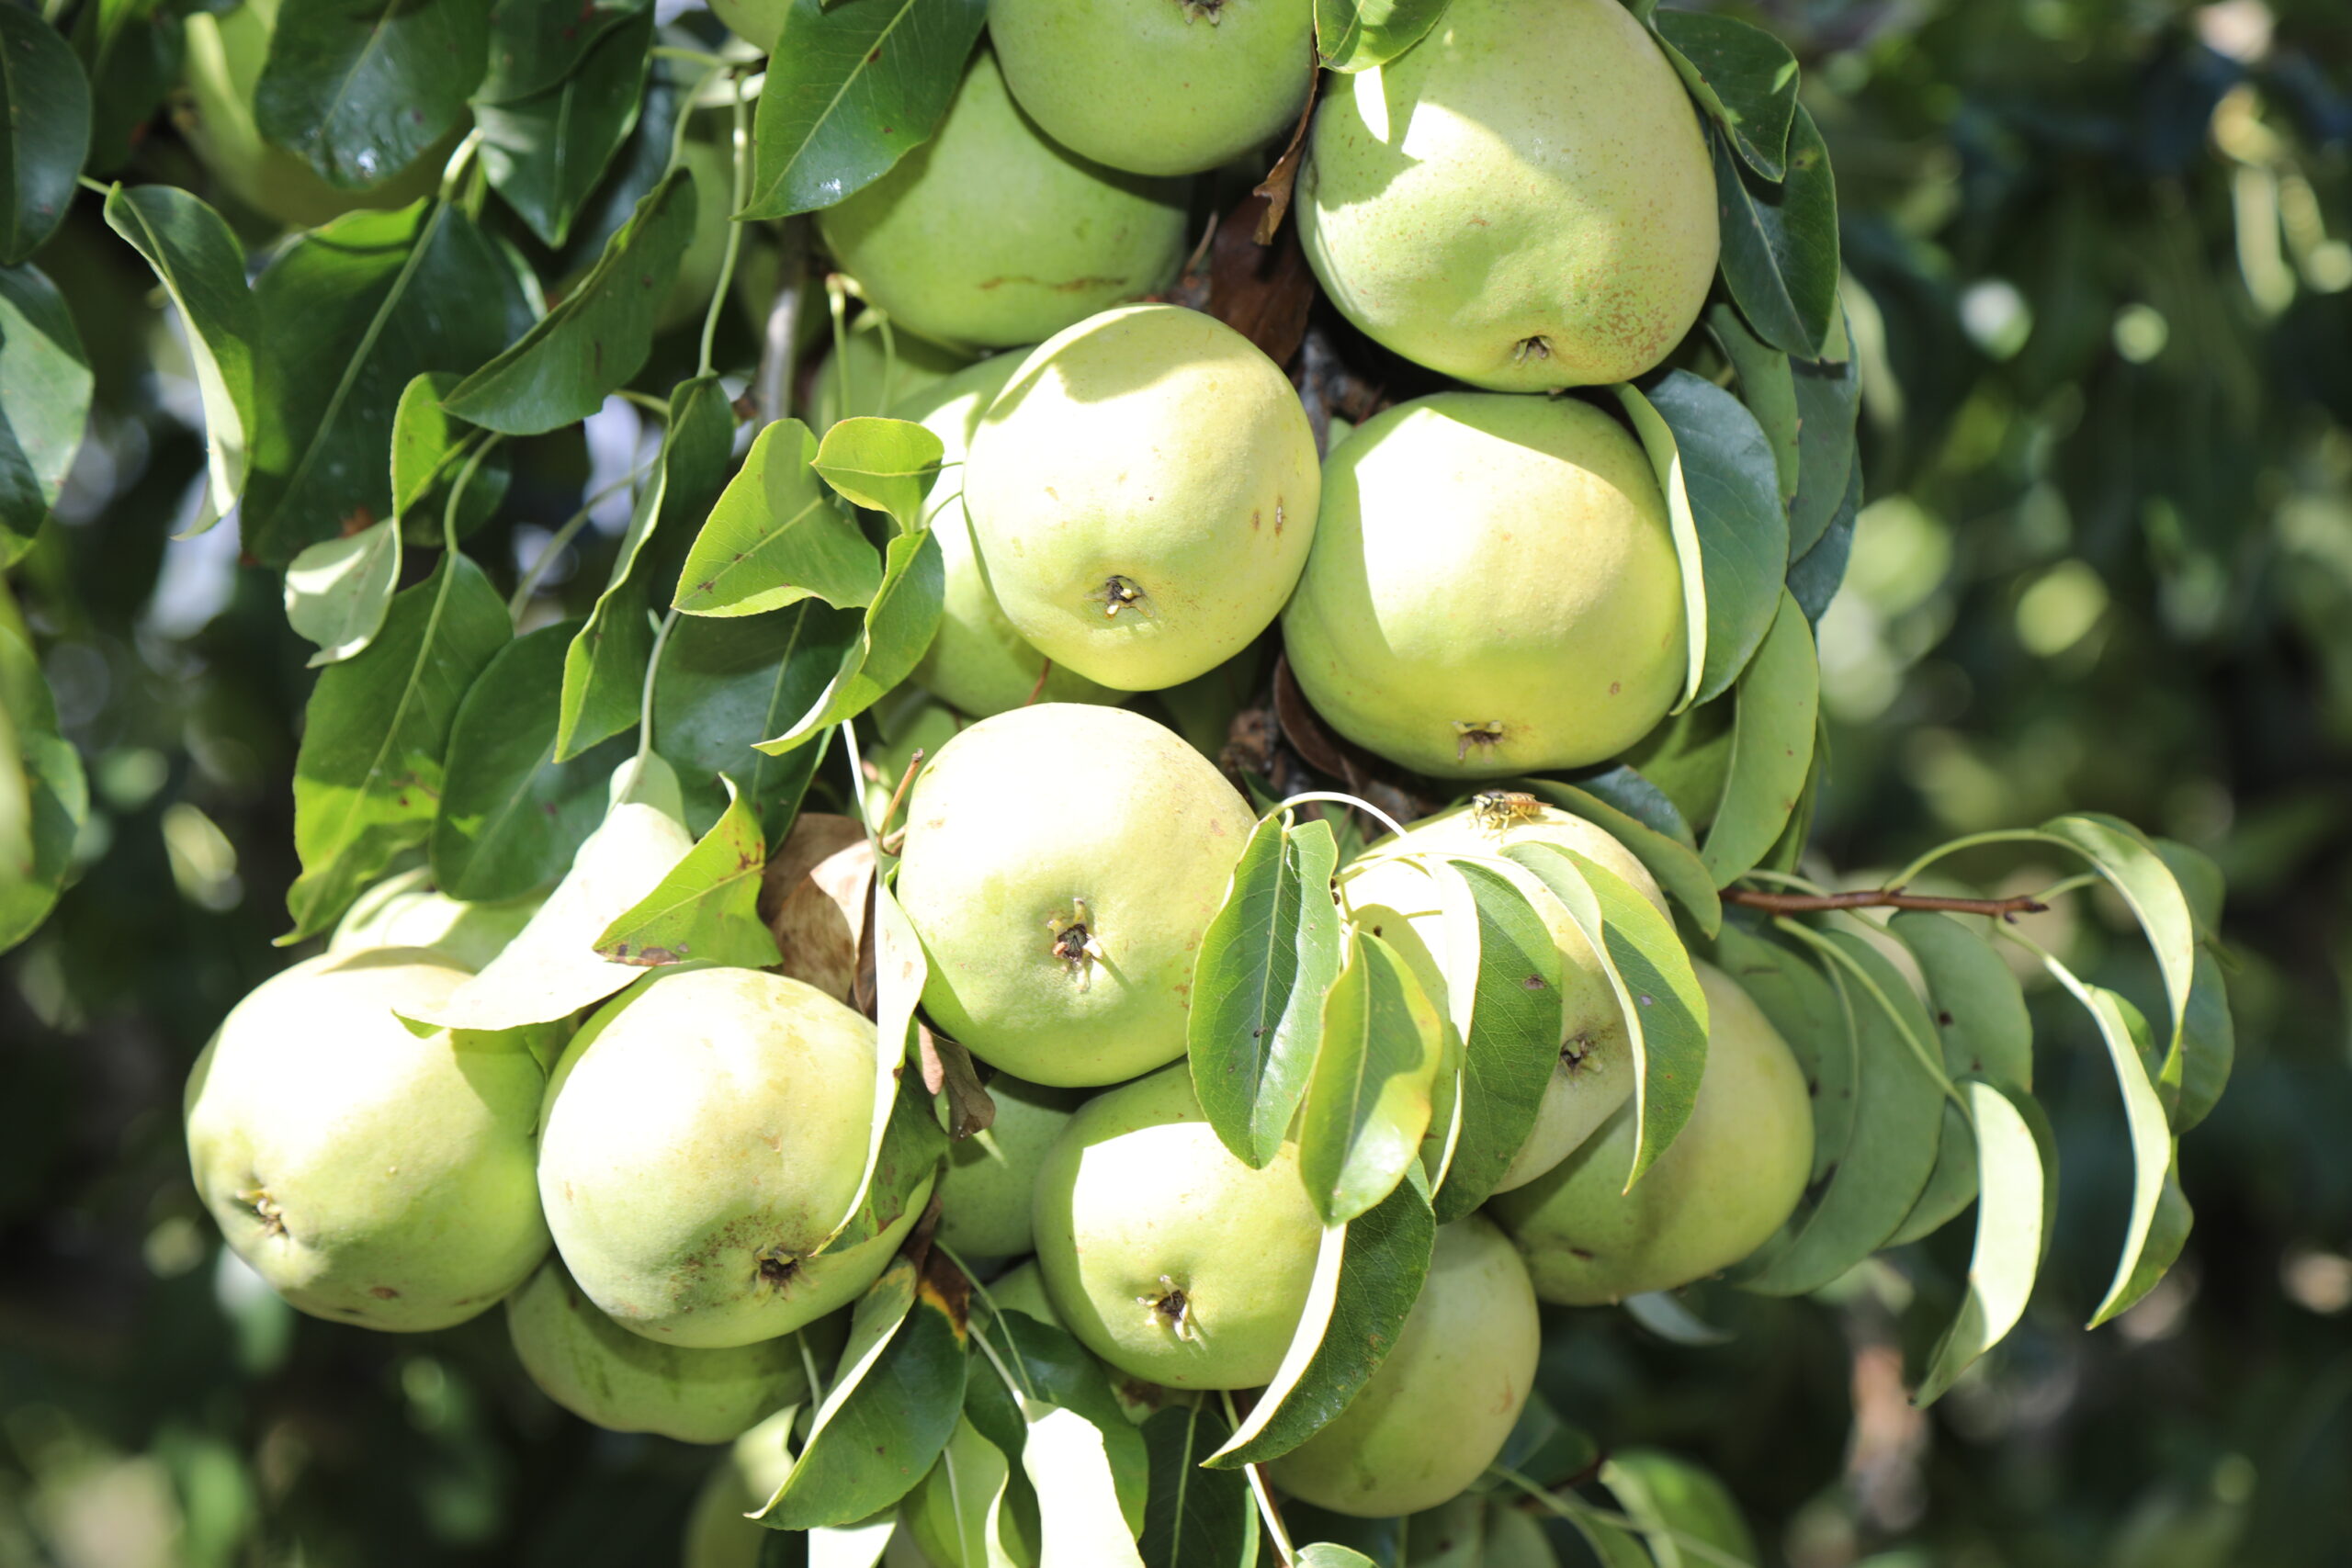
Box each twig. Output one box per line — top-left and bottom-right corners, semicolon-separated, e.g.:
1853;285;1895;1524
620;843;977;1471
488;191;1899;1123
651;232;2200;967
1724;886;2049;921
1024;659;1054;706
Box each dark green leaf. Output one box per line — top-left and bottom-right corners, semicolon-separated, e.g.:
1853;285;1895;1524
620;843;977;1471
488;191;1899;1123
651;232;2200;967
2168;947;2233;1134
1566;763;1700;851
1885;1097;1977;1248
1139;1403;1255;1568
1699;591;1818;887
1784;464;1857;622
0;265;93;566
0;593;88;953
283;517;401;667
254;0;488;189
1787;310;1859;559
1707;303;1799;506
1315;0;1452;73
0;6;90;265
475;4;652;248
811;415;945;533
1651;8;1798;181
2154;838;2225;938
71;0;181;177
989;1310;1149;1533
595;781;782;968
479;0;645;102
674;418;883;618
1514;777;1721;938
1713;106;1839;358
751;525;944;754
1891;911;2031;1091
1710;918;1853;1185
651;602;857;844
1913;1079;2048;1406
1299;929;1445;1224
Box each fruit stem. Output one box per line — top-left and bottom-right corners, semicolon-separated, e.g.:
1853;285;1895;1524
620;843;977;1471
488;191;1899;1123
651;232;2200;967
697;72;752;379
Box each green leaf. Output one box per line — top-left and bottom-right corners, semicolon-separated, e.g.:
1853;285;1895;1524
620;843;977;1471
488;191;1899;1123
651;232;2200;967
812;415;946;533
1891;911;2032;1092
1315;0;1453;73
760;1249;969;1531
1699;591;1818;887
594;779;783;968
2168;947;2233;1134
1208;1168;1435;1468
431;621;634;903
1707;304;1799;507
244;203;531;566
283;517;401;667
283;550;512;942
0;596;88;953
2154;837;2226;938
556;374;736;761
1297;1549;1380;1568
1139;1403;1256;1568
1787;310;1859;559
1503;842;1711;1192
651;602;857;844
1913;1079;2049;1406
1512;777;1720;938
0;6;90;265
740;0;989;220
443;170;698;435
0;265;93;565
479;0;646;102
1713;106;1839;359
2037;812;2199;1084
1884;1097;1978;1249
751;525;944;754
1020;1401;1149;1568
474;4;652;248
254;0;488;189
1710;918;1854;1185
1616;374;1789;710
1190;815;1346;1170
1299;929;1445;1224
674;418;884;617
1567;764;1701;851
1784;464;1858;622
389;371;504;544
1650;8;1798;182
1600;1450;1758;1568
987;1308;1149;1531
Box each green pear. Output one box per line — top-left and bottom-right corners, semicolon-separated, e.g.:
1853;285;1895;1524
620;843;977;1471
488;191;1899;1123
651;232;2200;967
965;304;1321;691
817;50;1190;351
1270;1216;1540;1517
1032;1066;1323;1389
330;867;539;972
814;313;975;428
901;1416;1041;1568
936;1076;1087;1261
681;1406;800;1568
989;0;1315;176
1282;392;1686;778
1340;800;1668;1193
1400;1494;1489;1565
891;355;1123;716
505;1256;842;1443
1295;0;1717;390
1482;1502;1563;1567
894;705;1258;1087
183;948;548;1331
707;0;788;49
1489;960;1814;1303
537;965;931;1348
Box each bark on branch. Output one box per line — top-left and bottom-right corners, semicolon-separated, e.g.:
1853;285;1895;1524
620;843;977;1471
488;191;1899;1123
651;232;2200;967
1724;887;2050;920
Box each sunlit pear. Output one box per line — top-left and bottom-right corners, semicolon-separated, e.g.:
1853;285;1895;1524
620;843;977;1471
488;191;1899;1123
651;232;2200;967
814;312;974;428
1032;1066;1323;1390
965;305;1320;691
1490;961;1814;1303
1297;0;1717;389
936;1076;1087;1261
817;50;1190;350
894;705;1257;1087
1283;392;1685;778
989;0;1315;176
538;965;930;1348
183;948;548;1331
330;867;538;972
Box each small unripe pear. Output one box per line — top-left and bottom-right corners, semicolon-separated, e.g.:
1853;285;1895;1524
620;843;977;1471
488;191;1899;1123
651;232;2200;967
183;948;548;1331
935;1076;1086;1261
681;1406;800;1568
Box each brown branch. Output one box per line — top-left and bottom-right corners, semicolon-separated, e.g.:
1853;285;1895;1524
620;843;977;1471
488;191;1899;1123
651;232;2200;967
1724;887;2049;921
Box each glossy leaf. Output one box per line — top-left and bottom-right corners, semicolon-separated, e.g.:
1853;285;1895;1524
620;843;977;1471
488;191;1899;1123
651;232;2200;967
987;1309;1149;1530
1600;1450;1758;1568
1892;910;2032;1091
1700;591;1819;887
594;780;783;968
2168;947;2234;1134
1191;814;1345;1170
283;518;401;667
1651;7;1798;182
1787;310;1860;559
741;0;989;220
651;602;858;842
674;419;884;618
0;596;88;953
283;551;512;941
1139;1403;1256;1568
475;4;652;248
1298;929;1445;1224
2037;813;2199;1075
751;525;944;754
1315;0;1453;73
1022;1401;1148;1568
0;265;94;565
254;0;487;189
1516;776;1720;936
479;0;645;102
1714;106;1839;358
389;372;504;544
1913;1079;2048;1406
1784;465;1858;621
1568;764;1701;851
1707;303;1799;506
812;417;946;534
0;6;90;265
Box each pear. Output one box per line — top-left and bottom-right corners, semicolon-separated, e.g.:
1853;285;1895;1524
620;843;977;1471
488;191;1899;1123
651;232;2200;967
682;1406;800;1568
1032;1066;1323;1390
1296;0;1717;390
183;948;548;1331
814;313;974;428
707;0;787;49
894;705;1259;1087
892;355;1123;716
1340;800;1668;1192
817;50;1190;351
1270;1216;1539;1517
1282;392;1686;778
965;304;1320;691
936;1076;1087;1261
537;965;931;1348
330;867;538;972
989;0;1315;176
1489;960;1814;1303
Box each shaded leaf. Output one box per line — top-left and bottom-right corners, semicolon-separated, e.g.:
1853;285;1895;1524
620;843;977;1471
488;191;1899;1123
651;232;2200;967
594;780;783;968
1711;917;1855;1184
1651;7;1798;181
675;418;883;618
652;601;858;843
1787;309;1859;559
475;4;652;248
1913;1079;2048;1406
751;525;944;754
1514;777;1720;937
254;0;488;189
0;265;94;564
1784;463;1858;621
1707;303;1799;506
2168;947;2233;1134
1139;1403;1256;1568
1299;929;1445;1224
1891;910;2032;1091
1600;1450;1758;1568
1713;106;1839;358
1623;1290;1734;1347
479;0;645;102
1699;591;1818;886
0;596;88;953
283;517;401;666
0;6;90;265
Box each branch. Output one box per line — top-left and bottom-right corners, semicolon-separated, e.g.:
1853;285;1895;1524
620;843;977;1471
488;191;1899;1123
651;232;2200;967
1724;886;2049;921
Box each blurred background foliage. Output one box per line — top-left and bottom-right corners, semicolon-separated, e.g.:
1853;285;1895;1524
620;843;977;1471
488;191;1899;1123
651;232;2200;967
5;0;2352;1563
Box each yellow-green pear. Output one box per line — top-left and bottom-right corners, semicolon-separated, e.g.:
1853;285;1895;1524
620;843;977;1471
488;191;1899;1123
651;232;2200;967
1032;1066;1323;1389
682;1406;800;1568
537;965;931;1348
817;50;1190;350
989;0;1315;176
1296;0;1717;390
892;355;1123;716
1283;392;1685;778
183;948;548;1331
1270;1216;1539;1517
814;312;974;428
965;304;1320;691
1482;1503;1563;1567
894;705;1258;1087
505;1257;842;1443
1490;961;1813;1303
936;1076;1087;1260
330;867;538;972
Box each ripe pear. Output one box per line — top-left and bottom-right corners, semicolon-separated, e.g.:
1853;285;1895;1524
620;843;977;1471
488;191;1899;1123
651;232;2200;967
817;49;1189;350
682;1406;800;1568
1283;392;1685;778
330;867;538;972
814;313;974;428
1341;801;1668;1193
505;1257;845;1443
1032;1066;1323;1389
183;948;548;1331
1296;0;1717;390
965;304;1320;691
537;965;931;1348
894;705;1258;1087
1270;1216;1539;1517
1490;960;1813;1303
901;1416;1041;1568
936;1076;1087;1261
893;355;1123;716
989;0;1315;177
